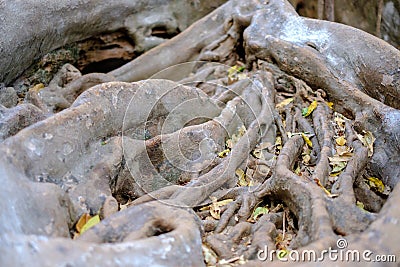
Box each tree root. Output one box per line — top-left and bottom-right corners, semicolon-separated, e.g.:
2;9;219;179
1;0;400;266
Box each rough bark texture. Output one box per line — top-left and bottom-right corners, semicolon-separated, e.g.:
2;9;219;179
0;0;225;85
1;0;399;266
289;0;400;48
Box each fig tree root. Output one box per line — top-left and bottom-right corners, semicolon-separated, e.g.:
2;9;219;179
1;0;399;266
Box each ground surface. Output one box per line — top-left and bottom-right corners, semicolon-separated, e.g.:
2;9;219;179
0;0;399;266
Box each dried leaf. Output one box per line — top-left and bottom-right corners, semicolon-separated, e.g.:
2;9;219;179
252;148;264;159
202;244;218;266
303;154;311;164
330;161;347;173
218;149;230;158
357;131;375;157
356;201;365;211
334;113;346;129
275;136;282;145
314;178;338;198
335;136;346;146
301;133;313;147
228;65;245;78
336;146;353;157
302;100;318;117
80;215;100;234
329;155;352;163
326;102;334;109
276;98;294;109
209;197;234;220
200;199;233;211
76;213;91;233
367;177;385;193
236;168;249;186
29;83;45;93
294;165;301;175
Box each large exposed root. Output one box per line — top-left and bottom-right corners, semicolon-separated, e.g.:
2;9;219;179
1;0;399;266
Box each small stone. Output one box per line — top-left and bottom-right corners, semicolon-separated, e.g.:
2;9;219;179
0;86;18;108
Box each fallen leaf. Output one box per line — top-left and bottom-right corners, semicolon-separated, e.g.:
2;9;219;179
301;133;313;147
336;146;353;157
29;83;45;93
329;155;352;163
202;244;218;265
335;136;346;146
228;65;245;77
236;168;249;186
330;161;347;173
303;154;311;164
314;178;338;198
80;215;100;234
356;201;365;211
302;100;318;117
252;148;264;159
294;165;301;175
357;131;375;157
218;149;230;158
334;113;346;129
276;98;293;109
326;102;334;109
76;213;91;233
252;206;269;221
200;199;234;211
367;177;385;194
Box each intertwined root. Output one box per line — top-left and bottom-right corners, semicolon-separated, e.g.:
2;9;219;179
1;0;399;266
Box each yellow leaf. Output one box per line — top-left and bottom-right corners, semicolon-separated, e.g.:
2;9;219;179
200;199;233;211
80;215;100;234
294;165;301;175
367;177;385;193
314;178;338;198
303;100;318;117
275;136;282;146
236;168;249;186
76;213;91;233
276;98;294;109
303;154;311;164
208;197;233;220
228;65;245;80
218;149;230;158
252;148;264;159
29;83;45;93
356;201;365;211
301;133;313;148
335;136;346;146
326;102;334;109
